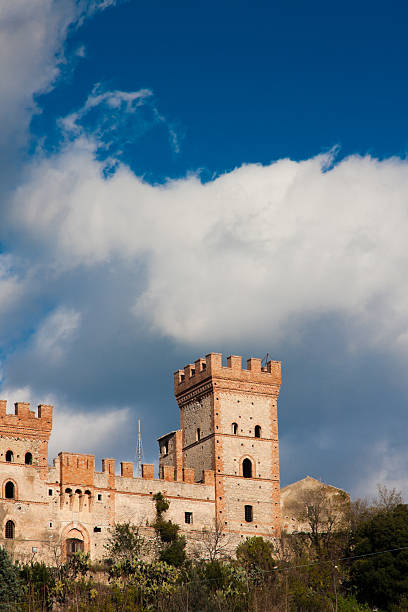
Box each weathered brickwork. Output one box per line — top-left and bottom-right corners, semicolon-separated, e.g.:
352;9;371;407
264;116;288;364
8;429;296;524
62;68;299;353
0;352;289;562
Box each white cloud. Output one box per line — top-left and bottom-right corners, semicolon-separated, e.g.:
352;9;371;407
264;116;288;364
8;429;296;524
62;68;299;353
353;440;408;500
0;0;116;178
11;136;408;355
49;406;130;460
0;382;130;461
34;308;81;362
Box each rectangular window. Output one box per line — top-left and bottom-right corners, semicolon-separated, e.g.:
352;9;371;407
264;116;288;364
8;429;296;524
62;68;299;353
185;512;193;524
94;526;102;533
49;522;53;528
244;505;253;522
48;489;53;496
97;494;102;501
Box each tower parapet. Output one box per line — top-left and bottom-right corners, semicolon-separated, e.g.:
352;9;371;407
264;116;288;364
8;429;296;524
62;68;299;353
174;353;281;399
0;401;52;435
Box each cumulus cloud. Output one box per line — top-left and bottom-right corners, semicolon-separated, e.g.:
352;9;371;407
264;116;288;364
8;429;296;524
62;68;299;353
11;135;408;356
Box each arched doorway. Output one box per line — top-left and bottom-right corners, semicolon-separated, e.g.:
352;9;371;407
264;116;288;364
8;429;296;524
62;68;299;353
62;524;90;559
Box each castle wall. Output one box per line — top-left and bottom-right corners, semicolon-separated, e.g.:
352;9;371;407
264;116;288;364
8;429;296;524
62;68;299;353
0;352;284;562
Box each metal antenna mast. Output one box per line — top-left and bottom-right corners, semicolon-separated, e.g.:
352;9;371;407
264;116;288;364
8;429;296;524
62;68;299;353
137;419;144;477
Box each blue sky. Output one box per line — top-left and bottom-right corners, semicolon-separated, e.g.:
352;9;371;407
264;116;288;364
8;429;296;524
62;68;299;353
2;0;408;498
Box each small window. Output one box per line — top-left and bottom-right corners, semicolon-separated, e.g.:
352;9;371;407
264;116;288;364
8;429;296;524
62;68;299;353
5;450;13;462
65;488;72;494
232;422;238;435
185;512;193;524
97;494;102;501
85;490;91;496
75;489;82;495
25;452;33;465
48;489;53;496
242;458;252;478
5;481;15;499
244;505;253;522
254;425;261;438
94;526;102;533
49;522;53;528
5;520;15;539
196;428;201;441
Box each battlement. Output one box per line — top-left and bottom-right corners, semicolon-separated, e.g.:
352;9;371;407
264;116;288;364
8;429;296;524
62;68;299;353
0;400;53;432
174;353;281;396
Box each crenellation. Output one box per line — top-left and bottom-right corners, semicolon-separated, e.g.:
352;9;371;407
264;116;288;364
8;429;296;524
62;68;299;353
0;352;294;562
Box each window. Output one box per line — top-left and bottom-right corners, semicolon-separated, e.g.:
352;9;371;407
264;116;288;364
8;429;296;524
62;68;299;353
161;442;168;455
65;488;72;494
25;452;33;465
244;505;253;522
242;458;252;478
254;425;261;438
75;489;82;495
5;520;15;539
97;494;102;501
232;422;238;435
196;428;201;441
48;489;53;496
5;450;13;462
85;490;91;496
185;512;193;524
93;526;102;533
5;481;15;499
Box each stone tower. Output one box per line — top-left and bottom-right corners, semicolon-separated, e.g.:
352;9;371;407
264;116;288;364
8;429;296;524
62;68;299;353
173;353;281;537
0;401;53;480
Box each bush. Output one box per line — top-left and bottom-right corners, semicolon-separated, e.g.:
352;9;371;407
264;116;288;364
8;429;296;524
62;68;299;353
0;547;24;610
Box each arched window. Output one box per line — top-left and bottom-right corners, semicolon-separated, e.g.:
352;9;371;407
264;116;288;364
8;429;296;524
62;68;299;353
244;505;253;522
5;481;15;499
75;489;82;495
196;428;201;441
232;422;238;435
85;490;91;496
5;450;13;462
25;452;32;465
242;458;252;478
5;520;15;539
65;488;72;494
254;425;261;438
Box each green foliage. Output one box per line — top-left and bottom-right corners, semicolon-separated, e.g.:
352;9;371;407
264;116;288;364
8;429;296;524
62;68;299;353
159;535;186;567
64;551;90;580
109;558;181;604
104;521;146;563
153;491;170;517
236;536;276;582
152;491;186;567
348;503;408;610
0;547;24;610
19;561;55;610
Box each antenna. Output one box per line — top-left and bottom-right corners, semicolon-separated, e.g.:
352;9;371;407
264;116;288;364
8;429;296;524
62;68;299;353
261;353;272;370
137;419;144;477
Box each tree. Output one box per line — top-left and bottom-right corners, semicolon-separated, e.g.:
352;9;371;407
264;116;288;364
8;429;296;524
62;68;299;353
200;518;233;561
348;503;408;610
104;522;146;563
236;536;277;586
290;484;350;559
0;547;24;611
152;492;186;567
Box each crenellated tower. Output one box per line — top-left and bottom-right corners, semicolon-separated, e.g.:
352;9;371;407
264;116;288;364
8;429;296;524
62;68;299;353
0;401;53;479
174;353;281;537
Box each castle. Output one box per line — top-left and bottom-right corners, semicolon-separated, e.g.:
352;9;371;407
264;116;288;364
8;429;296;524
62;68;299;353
0;352;285;561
